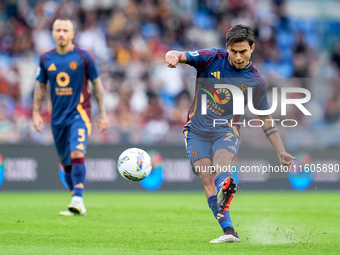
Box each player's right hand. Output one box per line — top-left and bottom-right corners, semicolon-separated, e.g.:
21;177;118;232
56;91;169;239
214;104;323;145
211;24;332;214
165;52;179;68
278;151;297;169
32;112;45;133
97;113;109;132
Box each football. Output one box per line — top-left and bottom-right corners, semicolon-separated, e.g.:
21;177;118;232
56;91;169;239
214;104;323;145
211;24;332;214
117;148;153;182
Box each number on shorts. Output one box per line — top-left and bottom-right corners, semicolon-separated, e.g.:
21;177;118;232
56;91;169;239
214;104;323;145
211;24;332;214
78;129;85;142
224;133;234;142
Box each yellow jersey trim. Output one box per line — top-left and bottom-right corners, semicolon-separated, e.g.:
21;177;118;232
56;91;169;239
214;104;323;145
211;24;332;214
189;97;198;119
77;93;92;135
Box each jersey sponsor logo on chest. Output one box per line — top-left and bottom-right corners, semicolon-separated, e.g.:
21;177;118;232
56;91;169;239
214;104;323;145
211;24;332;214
199;82;248;116
201;84;311;116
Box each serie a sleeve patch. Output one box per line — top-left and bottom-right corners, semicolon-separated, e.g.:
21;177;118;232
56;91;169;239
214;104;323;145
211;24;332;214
188;51;199;56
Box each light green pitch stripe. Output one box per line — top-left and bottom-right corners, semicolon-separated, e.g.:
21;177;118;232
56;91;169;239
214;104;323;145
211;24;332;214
199;88;217;105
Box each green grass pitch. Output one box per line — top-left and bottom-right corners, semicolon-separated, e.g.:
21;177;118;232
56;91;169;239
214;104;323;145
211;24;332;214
0;191;339;254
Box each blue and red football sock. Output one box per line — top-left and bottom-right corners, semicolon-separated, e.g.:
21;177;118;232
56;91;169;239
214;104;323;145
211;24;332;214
208;195;233;230
63;165;73;192
71;158;86;198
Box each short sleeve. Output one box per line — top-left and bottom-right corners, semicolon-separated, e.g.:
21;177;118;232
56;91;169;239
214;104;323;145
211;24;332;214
253;78;270;111
36;57;48;83
86;53;100;81
184;48;218;71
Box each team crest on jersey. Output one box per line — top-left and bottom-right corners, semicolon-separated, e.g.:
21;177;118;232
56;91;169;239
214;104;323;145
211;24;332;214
69;61;78;70
238;83;248;93
188;51;199;56
191;149;199;157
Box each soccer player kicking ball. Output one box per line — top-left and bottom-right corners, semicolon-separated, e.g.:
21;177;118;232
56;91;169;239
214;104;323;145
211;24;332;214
33;17;109;216
165;24;296;243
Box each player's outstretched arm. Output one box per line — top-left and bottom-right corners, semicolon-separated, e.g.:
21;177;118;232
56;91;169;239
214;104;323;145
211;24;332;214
32;82;47;133
258;115;296;167
165;51;187;68
92;77;109;132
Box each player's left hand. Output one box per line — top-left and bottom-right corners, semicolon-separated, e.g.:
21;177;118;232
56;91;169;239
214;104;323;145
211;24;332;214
97;113;109;132
278;152;297;168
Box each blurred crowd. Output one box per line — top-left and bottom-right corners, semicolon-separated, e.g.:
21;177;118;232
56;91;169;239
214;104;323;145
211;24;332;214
0;0;340;149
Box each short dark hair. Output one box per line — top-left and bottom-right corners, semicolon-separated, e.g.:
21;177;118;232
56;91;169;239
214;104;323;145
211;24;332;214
53;17;77;31
226;24;255;46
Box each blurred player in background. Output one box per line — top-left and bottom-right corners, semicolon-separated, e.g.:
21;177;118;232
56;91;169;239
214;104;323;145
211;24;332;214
33;17;109;216
165;24;296;243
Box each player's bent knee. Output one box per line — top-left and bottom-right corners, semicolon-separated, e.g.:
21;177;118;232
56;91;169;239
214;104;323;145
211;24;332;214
70;151;85;159
201;177;215;186
198;170;216;179
213;149;234;166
